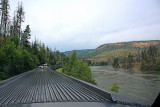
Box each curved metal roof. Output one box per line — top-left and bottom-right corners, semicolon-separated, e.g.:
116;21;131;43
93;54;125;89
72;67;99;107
0;67;148;107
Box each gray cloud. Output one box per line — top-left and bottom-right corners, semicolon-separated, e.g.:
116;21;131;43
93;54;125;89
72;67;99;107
10;0;160;52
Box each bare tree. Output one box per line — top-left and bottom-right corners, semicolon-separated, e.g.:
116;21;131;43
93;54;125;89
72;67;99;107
0;0;10;47
10;11;17;36
16;2;25;43
0;0;10;36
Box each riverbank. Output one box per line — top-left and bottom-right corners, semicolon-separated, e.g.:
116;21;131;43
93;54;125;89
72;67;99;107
119;62;141;70
90;66;160;105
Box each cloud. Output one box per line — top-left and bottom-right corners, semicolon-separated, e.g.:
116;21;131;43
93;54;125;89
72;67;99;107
56;23;160;52
10;0;160;52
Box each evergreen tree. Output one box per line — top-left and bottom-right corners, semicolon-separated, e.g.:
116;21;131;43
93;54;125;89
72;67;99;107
128;52;134;68
21;25;31;47
0;1;60;81
141;45;158;71
112;57;119;68
62;51;96;84
32;38;38;55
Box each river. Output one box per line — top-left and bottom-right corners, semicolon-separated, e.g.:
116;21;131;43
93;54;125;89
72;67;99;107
90;66;160;105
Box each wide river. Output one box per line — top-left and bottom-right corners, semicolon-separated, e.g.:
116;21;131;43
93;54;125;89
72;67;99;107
90;66;160;105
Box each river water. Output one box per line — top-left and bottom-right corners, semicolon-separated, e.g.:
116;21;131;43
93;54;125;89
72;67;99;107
90;66;160;105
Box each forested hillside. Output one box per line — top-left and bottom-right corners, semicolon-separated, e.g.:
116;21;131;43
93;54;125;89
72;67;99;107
63;49;94;57
80;41;160;71
80;41;159;61
0;0;96;84
82;40;160;59
0;1;67;81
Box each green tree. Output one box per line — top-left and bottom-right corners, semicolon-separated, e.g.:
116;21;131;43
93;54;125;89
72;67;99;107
73;60;96;84
64;51;77;75
128;52;134;68
3;41;16;64
38;47;47;64
10;36;19;47
63;51;96;84
141;50;148;70
141;45;158;71
21;25;31;48
1;40;17;76
0;48;7;65
69;51;77;65
112;57;119;68
0;48;7;77
0;1;55;81
32;39;38;55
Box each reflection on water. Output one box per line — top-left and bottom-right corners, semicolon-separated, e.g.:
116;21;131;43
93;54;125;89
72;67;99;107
90;66;160;105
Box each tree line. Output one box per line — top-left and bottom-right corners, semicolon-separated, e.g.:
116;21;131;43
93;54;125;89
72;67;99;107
0;0;66;81
112;45;160;71
0;0;96;85
0;30;66;81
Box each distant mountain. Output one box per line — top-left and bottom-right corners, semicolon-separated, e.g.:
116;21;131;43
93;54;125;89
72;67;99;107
81;40;160;63
63;49;94;57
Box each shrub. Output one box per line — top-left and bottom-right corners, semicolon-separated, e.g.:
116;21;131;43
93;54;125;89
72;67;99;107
108;82;120;93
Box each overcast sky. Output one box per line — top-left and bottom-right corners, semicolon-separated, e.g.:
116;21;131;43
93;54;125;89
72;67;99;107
10;0;160;52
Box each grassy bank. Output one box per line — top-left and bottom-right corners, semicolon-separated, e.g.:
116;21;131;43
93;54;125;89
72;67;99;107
56;68;63;73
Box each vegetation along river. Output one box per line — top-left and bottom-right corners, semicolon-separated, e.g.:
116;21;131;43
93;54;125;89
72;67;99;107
90;66;160;105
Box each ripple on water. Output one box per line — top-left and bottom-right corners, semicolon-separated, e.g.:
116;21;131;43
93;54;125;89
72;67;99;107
90;66;160;105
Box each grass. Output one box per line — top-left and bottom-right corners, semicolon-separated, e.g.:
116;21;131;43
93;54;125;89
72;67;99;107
86;49;139;63
56;68;63;73
96;49;137;58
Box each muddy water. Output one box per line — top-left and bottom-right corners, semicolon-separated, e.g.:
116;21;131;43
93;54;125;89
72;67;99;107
90;66;160;105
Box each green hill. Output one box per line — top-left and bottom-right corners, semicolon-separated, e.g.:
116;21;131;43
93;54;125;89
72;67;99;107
63;49;94;57
81;40;160;63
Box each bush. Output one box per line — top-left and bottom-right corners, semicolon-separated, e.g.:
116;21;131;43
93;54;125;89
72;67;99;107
108;82;120;93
